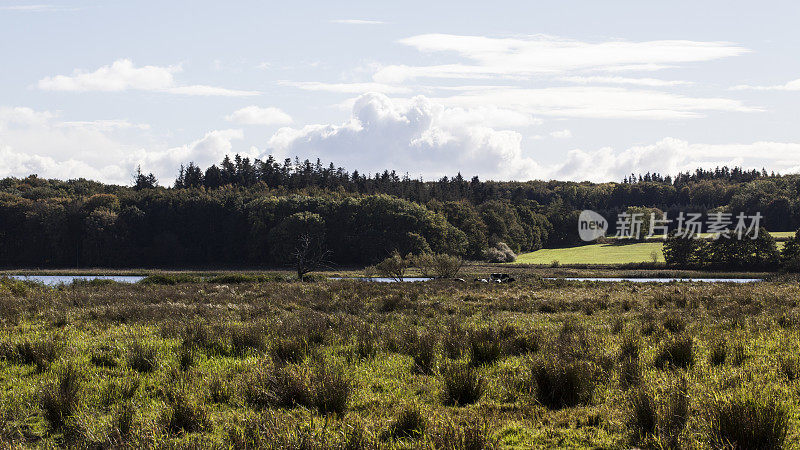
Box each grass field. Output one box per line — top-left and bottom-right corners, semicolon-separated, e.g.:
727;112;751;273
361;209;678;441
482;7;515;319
1;276;800;448
515;242;666;265
516;240;788;266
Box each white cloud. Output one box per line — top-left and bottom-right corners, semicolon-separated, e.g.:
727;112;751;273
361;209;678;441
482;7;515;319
559;76;693;87
0;4;76;12
226;106;293;126
330;19;384;25
553;138;800;182
38;59;260;96
0;105;248;184
268;93;544;180
374;34;748;82
731;79;800;91
279;80;411;94
431;86;759;119
58;120;151;131
550;129;572;139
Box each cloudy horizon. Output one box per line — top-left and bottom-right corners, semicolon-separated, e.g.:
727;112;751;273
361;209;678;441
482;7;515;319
2;0;800;184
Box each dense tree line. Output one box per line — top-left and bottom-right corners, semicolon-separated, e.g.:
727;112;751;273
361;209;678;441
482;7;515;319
0;155;798;268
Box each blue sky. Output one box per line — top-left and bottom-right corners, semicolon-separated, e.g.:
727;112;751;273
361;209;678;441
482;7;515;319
2;0;800;184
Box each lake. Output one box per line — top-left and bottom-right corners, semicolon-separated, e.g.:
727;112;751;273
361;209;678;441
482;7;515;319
545;277;762;283
8;275;145;285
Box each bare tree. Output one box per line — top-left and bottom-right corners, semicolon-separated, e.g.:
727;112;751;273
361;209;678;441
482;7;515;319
293;233;331;280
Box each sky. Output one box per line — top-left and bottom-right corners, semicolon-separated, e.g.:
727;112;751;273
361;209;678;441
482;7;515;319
2;0;800;185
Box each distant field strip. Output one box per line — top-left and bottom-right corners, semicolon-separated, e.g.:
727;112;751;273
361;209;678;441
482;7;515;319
515;240;787;265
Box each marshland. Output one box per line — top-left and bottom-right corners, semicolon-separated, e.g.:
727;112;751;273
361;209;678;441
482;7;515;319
1;275;799;448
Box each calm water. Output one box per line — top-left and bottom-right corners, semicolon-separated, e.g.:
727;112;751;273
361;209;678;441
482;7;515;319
8;275;145;285
329;277;434;283
545;277;762;283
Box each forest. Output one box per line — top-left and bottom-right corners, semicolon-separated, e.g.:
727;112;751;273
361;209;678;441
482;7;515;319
0;155;798;268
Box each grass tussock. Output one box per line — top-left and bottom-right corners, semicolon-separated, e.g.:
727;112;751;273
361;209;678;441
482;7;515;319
40;362;82;431
441;362;486;406
705;391;788;450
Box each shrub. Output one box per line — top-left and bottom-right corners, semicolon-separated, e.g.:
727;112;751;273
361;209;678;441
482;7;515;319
441;362;485;406
469;327;501;367
384;404;427;440
705;391;788;450
531;357;596;409
654;335;694;369
40;363;82;431
127;341;158;373
376;251;410;281
413;253;463;278
484;243;516;263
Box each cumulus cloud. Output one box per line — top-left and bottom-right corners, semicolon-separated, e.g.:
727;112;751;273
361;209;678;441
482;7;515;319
226;106;293;126
373;34;747;82
268;93;544;180
0;105;247;184
38;59;259;96
553;138;800;182
731;78;800;91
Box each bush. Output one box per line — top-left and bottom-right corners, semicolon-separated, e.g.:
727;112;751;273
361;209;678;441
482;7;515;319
40;363;82;431
441;362;485;406
413;253;463;278
127;341;158;373
654;335;694;369
531;357;597;409
384;404;426;440
376;251;410;281
484;243;516;263
705;391;788;450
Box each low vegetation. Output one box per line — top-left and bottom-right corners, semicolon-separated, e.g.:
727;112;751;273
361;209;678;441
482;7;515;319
1;275;799;447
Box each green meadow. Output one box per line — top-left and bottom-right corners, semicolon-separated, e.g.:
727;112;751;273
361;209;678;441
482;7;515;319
2;276;800;448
